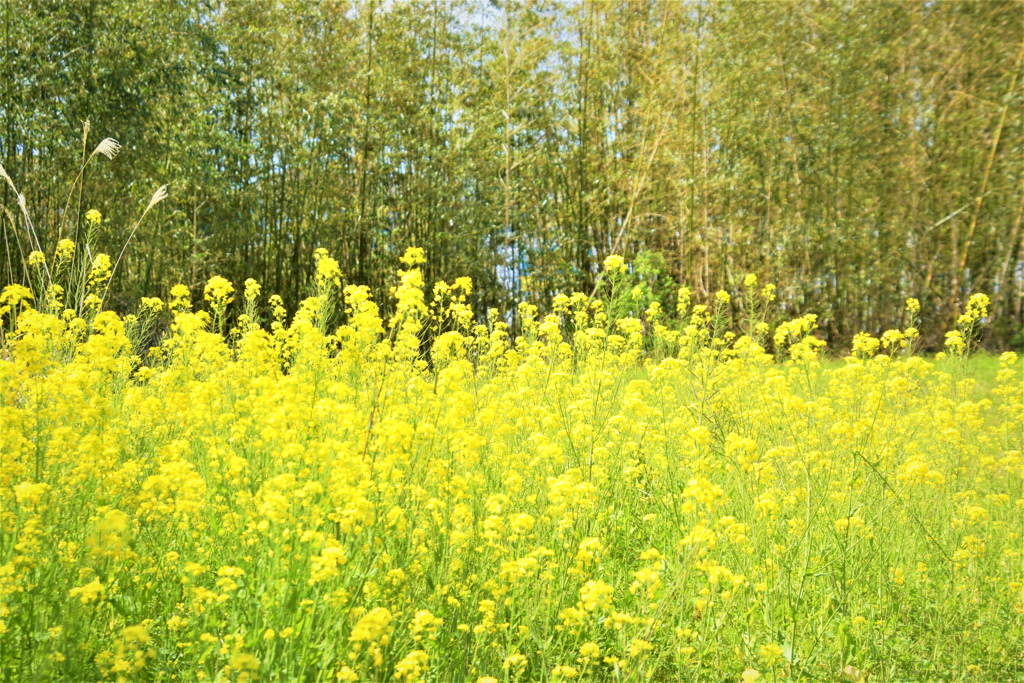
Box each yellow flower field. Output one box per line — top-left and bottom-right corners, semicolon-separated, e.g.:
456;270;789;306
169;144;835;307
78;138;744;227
1;248;1021;682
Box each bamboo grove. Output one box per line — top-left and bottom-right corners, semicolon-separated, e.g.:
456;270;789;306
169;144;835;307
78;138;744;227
1;0;1022;347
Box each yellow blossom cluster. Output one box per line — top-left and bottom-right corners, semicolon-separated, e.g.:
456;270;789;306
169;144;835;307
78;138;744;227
0;249;1020;681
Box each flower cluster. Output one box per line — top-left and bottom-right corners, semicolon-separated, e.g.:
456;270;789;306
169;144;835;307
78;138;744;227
0;251;1018;681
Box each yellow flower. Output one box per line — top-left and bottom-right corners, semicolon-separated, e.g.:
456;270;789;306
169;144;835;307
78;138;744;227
336;667;359;681
14;482;49;507
579;580;614;612
510;513;536;535
880;329;906;350
0;284;33;310
314;249;343;287
184;562;207;576
410;610;443;641
964;293;990;321
204;276;235;307
55;239;75;262
627;638;653;658
503;654;527;670
851;332;880;357
140;297;164;315
676;285;691;314
0;239;1017;681
905;297;920;318
349;607;393;645
69;579;105;604
230;652;260;674
394;650;429;682
88;253;112;289
121;624;150;644
944;330;966;354
602;254;626;273
244;278;261;301
85;209;102;225
400;246;427;266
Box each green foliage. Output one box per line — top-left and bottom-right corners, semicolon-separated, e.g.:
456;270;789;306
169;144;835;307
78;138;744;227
1;0;1021;348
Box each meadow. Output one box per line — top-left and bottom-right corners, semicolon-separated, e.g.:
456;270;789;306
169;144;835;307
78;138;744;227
1;246;1022;682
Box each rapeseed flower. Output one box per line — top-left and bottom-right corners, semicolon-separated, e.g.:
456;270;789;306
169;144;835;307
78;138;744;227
0;249;1016;680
